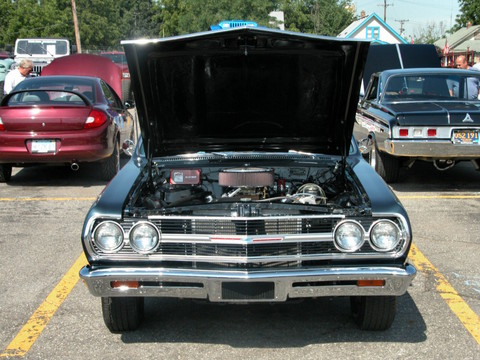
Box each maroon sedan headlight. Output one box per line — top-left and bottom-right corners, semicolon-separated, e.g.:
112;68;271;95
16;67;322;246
84;110;107;129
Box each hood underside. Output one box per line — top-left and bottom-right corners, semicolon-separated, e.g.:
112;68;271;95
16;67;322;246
122;27;369;158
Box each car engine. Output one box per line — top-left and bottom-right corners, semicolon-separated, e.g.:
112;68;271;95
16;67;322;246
127;157;368;217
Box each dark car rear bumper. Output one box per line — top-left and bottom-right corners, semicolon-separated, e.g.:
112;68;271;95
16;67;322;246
384;139;480;158
79;264;416;302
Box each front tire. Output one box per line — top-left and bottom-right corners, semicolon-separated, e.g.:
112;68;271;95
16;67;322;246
101;297;144;333
100;140;120;181
350;296;397;331
0;164;12;183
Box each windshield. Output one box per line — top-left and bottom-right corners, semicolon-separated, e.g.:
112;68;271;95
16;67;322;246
382;73;480;102
15;39;69;57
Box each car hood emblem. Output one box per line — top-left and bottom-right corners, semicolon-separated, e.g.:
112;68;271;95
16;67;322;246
462;113;474;123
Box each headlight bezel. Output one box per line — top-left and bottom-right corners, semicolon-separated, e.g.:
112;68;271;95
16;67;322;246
92;221;125;253
369;219;402;252
333;220;365;253
128;221;161;254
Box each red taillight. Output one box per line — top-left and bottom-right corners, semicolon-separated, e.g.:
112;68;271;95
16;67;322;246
0;118;4;131
427;128;437;137
84;109;107;129
399;128;409;137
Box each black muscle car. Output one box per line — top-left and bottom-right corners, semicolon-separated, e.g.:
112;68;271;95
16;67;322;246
79;27;416;332
356;68;480;182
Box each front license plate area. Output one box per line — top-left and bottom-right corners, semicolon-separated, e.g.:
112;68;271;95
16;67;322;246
31;140;57;153
222;282;275;300
452;130;479;144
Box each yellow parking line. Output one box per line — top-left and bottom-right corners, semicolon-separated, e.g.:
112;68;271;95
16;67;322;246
398;195;480;199
2;247;478;358
409;243;480;345
0;197;96;202
0;254;87;358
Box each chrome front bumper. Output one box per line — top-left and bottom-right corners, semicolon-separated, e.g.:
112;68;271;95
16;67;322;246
79;264;416;302
385;139;480;158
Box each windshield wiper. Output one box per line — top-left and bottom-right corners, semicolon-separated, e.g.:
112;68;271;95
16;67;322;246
17;46;32;56
38;43;54;57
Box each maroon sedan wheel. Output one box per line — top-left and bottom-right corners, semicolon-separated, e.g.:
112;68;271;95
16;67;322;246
0;165;12;183
100;141;120;181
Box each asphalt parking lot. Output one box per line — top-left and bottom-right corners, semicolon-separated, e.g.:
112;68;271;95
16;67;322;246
0;160;479;359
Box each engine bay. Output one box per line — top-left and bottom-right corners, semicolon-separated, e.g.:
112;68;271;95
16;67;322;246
126;157;369;217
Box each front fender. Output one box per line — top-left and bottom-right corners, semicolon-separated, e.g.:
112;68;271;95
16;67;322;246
352;158;408;218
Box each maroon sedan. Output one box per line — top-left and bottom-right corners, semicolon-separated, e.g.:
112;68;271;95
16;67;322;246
0;75;136;182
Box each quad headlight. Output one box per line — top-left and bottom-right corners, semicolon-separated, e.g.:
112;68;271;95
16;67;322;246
334;221;365;252
129;222;160;254
370;220;401;252
93;221;124;253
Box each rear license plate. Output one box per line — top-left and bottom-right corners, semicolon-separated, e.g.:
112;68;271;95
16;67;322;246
31;140;56;153
452;130;479;144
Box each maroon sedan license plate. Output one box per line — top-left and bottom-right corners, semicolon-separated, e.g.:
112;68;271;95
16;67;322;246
452;130;480;145
31;140;57;153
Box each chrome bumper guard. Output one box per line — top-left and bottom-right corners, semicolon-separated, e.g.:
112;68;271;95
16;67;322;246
385;139;480;158
79;264;416;302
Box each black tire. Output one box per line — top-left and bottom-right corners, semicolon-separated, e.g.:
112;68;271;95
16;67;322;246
100;140;120;181
0;164;12;183
350;296;397;331
101;297;144;333
369;144;400;183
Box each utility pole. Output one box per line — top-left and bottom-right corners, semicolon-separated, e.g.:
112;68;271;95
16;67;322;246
395;19;409;37
71;0;82;53
378;0;393;22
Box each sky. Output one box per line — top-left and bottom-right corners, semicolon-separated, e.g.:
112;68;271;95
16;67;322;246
352;0;460;39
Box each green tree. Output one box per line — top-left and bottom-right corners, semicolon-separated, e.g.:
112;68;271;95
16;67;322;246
0;0;358;51
118;0;158;40
454;0;480;30
281;0;354;36
75;0;122;50
413;21;446;44
155;0;278;37
0;0;72;49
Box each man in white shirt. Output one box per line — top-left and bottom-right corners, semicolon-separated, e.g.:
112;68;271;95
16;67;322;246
3;59;33;95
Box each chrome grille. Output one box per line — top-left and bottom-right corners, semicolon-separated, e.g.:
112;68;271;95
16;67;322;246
33;64;44;75
90;215;408;264
120;217;337;235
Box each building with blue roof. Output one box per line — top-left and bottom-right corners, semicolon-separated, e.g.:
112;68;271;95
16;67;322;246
337;11;407;44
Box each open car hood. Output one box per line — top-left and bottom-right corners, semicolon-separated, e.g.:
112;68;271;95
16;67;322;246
122;27;369;158
41;54;123;99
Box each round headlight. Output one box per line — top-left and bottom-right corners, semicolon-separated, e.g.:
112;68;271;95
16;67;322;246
129;222;160;254
93;221;124;253
370;220;401;252
334;221;364;252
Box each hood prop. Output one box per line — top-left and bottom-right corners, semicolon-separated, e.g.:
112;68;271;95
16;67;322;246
146;139;155;192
